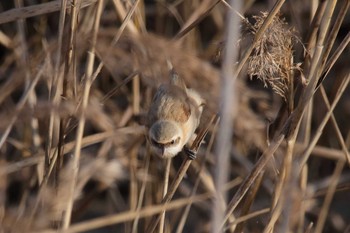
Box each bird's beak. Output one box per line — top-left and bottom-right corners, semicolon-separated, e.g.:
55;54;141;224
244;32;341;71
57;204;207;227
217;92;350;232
160;147;165;157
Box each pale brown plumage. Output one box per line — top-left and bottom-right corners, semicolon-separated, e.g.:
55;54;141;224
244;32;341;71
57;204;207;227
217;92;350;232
148;84;190;124
147;69;204;158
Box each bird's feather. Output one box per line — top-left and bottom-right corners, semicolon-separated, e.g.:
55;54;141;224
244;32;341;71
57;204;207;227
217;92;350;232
148;84;191;125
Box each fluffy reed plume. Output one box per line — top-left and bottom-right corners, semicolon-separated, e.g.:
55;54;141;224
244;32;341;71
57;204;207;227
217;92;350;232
247;12;298;101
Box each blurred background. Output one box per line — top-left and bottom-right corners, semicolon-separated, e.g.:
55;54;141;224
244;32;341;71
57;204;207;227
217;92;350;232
0;0;349;232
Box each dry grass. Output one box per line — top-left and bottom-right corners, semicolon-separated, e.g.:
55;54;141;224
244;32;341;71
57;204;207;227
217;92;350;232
0;0;350;233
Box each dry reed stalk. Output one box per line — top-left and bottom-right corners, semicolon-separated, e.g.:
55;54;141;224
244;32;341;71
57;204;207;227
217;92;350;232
0;31;12;48
112;0;138;34
128;145;139;232
40;192;213;233
1;126;145;176
174;160;205;232
309;172;350;197
308;1;350;160
174;0;220;40
62;0;102;228
314;159;345;233
14;0;43;185
264;140;294;232
0;66;45;149
312;4;350;166
52;2;142;226
101;71;140;104
57;0;82;219
221;131;286;231
36;168;243;233
45;0;68;192
0;69;24;105
179;0;197;48
159;158;171;233
234;171;264;233
89;0;140;85
176;117;220;233
319;0;350;73
212;0;241;232
299;73;350;170
303;0;327;64
297;165;308;233
128;3;142;228
0;0;98;24
319;86;350;164
132;153;151;233
274;1;340;231
296;143;344;160
224;208;270;231
320;31;350;83
1;0;350;232
219;1;288;230
296;0;337;108
269;131;298;232
245;10;300;230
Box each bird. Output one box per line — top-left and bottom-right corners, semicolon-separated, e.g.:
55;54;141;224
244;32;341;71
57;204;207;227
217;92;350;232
146;67;204;159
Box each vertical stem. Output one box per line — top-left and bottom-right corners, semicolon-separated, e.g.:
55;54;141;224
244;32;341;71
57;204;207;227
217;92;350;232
297;165;308;233
62;0;103;228
132;153;151;233
314;159;345;233
159;158;171;233
212;1;241;233
46;0;68;173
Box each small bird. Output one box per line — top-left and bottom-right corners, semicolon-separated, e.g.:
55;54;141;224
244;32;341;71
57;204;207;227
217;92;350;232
147;68;204;159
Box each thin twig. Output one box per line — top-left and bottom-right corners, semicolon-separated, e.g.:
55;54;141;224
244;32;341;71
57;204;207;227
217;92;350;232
46;0;68;186
159;158;171;233
314;159;345;233
224;208;270;231
0;67;44;149
299;73;350;170
319;85;350;164
221;133;286;230
317;31;350;89
131;153;151;233
234;171;264;232
319;0;350;73
90;0;140;84
174;0;221;40
1;126;145;176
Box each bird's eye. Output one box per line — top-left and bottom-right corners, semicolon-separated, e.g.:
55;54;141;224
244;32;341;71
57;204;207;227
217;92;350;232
171;137;180;145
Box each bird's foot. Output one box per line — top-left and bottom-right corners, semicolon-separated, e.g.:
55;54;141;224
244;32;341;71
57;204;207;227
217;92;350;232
184;147;197;160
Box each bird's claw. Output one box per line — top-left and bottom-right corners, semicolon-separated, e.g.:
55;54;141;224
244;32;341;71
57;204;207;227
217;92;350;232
184;147;197;160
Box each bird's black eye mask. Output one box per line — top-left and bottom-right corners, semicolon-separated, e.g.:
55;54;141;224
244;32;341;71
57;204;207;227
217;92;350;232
151;137;180;148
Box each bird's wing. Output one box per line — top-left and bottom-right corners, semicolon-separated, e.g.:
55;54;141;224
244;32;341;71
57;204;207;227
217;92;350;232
147;84;191;126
